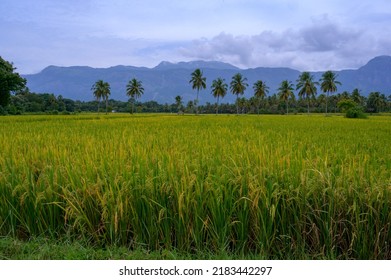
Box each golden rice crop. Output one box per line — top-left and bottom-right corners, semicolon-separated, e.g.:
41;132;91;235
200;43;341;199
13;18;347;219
0;114;390;259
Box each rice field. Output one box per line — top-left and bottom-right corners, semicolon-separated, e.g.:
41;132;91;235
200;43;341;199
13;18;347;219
0;114;390;259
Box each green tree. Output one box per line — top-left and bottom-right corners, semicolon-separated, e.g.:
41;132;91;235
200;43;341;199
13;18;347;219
189;69;206;115
175;95;183;112
278;80;294;114
296;72;318;114
351;88;364;107
379;94;387;112
237;97;250;114
338;98;366;118
211;77;228;114
91;80;110;114
45;93;58;112
320;71;341;115
102;83;111;114
317;93;326;111
126;78;144;114
230;73;248;114
337;98;356;112
186;100;194;113
366;92;387;113
57;95;66;112
0;56;26;107
253;80;269;114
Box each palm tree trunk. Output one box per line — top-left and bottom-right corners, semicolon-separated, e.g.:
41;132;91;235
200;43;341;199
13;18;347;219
216;96;219;115
325;92;329;116
286;100;288;115
105;98;108;114
307;97;310;114
236;96;239;115
196;89;199;115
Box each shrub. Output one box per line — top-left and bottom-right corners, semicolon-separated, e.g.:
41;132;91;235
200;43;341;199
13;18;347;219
346;106;367;118
0;105;8;115
338;98;356;112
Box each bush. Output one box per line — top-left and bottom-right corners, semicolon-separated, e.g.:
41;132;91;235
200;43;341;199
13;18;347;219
0;106;8;115
346;106;367;119
338;99;356;113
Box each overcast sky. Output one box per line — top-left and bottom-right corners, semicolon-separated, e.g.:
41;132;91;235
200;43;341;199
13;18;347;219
1;0;391;74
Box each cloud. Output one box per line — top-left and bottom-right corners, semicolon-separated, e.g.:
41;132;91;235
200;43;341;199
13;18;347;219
3;1;391;74
178;16;385;71
179;33;254;66
299;17;362;52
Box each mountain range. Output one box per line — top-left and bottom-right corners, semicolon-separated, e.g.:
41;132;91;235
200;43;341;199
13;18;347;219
23;56;391;104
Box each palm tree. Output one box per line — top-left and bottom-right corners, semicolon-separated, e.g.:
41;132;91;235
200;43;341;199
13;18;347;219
296;72;318;114
211;77;228;114
367;91;386;113
175;95;183;113
102;83;111;114
320;71;341;116
351;88;364;106
186;100;194;113
230;73;248;114
91;80;110;114
278;80;294;114
253;80;269;114
189;69;206;115
126;78;144;114
236;97;250;114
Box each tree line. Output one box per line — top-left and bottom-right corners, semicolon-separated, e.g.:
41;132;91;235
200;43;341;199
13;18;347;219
1;56;390;115
89;68;391;117
2;86;390;116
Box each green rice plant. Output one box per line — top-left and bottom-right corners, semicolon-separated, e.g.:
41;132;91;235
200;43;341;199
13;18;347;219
0;114;390;259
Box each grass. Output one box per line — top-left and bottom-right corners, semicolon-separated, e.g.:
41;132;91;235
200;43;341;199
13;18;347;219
0;236;270;260
0;113;390;259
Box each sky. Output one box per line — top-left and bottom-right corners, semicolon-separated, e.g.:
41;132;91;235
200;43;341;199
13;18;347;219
1;0;391;74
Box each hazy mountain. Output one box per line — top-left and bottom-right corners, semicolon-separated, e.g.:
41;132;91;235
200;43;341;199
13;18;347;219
23;56;391;104
154;60;240;70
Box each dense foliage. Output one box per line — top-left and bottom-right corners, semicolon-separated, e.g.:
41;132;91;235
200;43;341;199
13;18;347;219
0;56;26;107
2;89;390;115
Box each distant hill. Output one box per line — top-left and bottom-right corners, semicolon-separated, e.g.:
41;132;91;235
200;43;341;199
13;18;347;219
23;56;391;103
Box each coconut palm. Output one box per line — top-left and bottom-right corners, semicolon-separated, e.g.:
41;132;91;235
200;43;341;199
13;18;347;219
189;69;206;115
296;72;318;114
175;95;183;113
91;80;110;114
186;100;194;113
211;77;228;114
236;97;250;114
253;80;269;114
102;84;111;114
367;91;386;113
320;71;341;115
230;73;248;114
278;80;294;114
126;78;144;114
351;88;364;106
